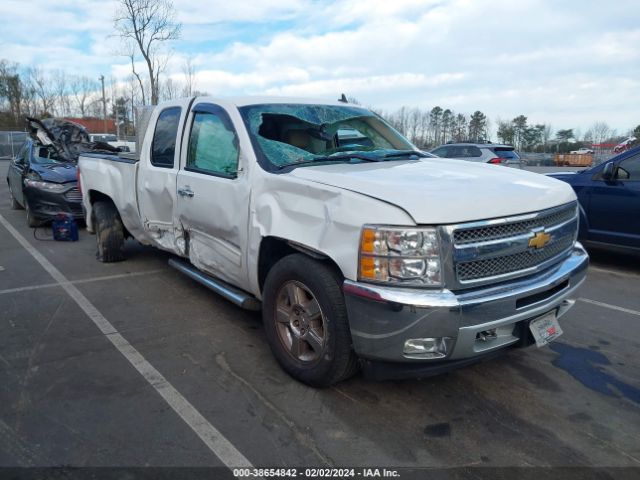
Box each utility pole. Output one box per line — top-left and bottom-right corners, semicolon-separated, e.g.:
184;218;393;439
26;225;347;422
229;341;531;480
99;75;107;133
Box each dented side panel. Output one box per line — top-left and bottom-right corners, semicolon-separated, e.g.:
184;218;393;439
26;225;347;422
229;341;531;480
246;172;414;298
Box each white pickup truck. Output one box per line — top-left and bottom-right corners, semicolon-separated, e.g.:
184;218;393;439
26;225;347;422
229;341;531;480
78;96;589;386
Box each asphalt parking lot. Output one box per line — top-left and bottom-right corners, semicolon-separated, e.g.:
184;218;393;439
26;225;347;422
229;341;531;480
1;161;639;474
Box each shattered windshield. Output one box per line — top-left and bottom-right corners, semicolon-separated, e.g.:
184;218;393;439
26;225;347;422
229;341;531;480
238;103;417;170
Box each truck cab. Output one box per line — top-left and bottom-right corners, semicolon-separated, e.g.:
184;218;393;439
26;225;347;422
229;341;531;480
79;97;589;386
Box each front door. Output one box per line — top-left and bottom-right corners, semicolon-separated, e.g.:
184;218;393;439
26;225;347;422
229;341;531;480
7;142;29;206
175;102;250;287
587;152;640;247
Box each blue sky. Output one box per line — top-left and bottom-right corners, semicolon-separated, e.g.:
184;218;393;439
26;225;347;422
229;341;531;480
1;0;639;135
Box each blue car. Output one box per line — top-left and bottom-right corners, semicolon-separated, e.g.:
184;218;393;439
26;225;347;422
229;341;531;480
547;146;640;250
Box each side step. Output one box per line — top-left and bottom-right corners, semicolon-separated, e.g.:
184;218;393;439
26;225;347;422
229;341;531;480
168;258;261;311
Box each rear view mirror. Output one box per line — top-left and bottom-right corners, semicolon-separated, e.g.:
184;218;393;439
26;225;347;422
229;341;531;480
602;162;614;180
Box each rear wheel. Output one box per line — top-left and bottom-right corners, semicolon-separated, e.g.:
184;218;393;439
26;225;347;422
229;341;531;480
93;201;125;262
262;254;358;387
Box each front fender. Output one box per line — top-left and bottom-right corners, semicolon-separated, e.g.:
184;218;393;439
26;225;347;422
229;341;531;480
246;175;415;297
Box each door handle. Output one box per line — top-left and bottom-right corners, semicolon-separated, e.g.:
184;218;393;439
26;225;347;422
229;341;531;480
178;187;195;198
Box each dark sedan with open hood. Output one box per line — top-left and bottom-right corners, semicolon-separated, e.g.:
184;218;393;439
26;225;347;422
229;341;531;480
6;118;120;226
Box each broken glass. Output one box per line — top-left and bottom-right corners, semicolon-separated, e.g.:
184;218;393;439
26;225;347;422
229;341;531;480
239;104;417;169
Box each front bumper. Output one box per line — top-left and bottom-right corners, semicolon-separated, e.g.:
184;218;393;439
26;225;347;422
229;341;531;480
25;185;84;221
343;243;588;375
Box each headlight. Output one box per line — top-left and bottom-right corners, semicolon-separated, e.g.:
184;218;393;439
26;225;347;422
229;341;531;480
24;179;67;192
359;226;442;286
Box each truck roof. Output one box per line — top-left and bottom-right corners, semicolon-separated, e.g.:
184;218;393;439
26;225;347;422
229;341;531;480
160;96;358;108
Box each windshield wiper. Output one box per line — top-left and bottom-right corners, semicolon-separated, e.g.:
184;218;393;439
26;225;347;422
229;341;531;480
380;150;428;159
276;153;380;170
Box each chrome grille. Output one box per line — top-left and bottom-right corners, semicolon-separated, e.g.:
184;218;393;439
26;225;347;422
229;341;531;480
446;202;578;288
454;203;576;245
456;234;574;281
64;187;82;202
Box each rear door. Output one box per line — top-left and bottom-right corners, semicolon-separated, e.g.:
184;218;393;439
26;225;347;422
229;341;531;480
587;152;640;247
136;99;192;253
175;101;251;286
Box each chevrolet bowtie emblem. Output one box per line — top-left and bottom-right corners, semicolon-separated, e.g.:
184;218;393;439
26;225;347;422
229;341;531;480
529;231;551;249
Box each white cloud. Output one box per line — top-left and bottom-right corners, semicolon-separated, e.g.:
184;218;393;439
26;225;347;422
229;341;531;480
0;0;639;132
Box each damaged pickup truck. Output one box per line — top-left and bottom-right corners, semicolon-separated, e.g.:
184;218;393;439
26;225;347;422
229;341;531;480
78;97;589;386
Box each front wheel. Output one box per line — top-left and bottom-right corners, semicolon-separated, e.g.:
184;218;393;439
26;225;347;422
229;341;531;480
25;200;39;227
9;188;23;210
262;254;359;387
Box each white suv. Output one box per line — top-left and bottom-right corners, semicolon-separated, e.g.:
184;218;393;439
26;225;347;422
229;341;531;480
430;142;522;168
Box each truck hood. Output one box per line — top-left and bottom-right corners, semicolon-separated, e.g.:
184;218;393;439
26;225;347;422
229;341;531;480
288;158;577;224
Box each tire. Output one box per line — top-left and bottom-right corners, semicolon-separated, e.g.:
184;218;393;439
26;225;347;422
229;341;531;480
9;189;23;210
25;200;40;227
262;254;359;387
93;201;125;262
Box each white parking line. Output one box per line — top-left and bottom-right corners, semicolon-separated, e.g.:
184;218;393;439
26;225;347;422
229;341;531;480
579;297;640;317
0;213;253;469
0;270;164;295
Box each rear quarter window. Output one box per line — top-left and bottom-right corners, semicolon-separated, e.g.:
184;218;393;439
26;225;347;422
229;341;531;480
493;148;519;159
151;107;181;168
455;146;482;157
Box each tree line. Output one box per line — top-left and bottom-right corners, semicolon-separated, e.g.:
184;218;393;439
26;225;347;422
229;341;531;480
377;104;638;153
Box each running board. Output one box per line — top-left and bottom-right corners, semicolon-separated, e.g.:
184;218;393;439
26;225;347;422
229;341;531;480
168;259;261;311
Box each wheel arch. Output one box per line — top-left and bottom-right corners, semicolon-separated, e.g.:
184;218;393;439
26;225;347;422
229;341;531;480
257;236;344;294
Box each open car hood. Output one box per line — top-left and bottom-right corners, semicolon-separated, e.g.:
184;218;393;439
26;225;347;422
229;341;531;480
27;117;120;162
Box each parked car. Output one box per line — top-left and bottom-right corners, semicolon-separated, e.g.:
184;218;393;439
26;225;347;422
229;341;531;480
90;133;136;153
6;137;83;226
79;96;587;386
6;117;123;227
547;146;640;250
569;148;594;155
613;136;637;154
430;142;522;167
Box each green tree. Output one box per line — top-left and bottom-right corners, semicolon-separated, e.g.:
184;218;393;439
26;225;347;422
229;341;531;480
633;125;640;137
468;110;487;142
497;120;514;144
511;115;528;150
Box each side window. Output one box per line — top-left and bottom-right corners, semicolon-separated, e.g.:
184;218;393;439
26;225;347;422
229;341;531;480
468;146;483;157
17;143;30;165
186;108;239;177
151;107;181;168
617;154;640;180
432;147;447;157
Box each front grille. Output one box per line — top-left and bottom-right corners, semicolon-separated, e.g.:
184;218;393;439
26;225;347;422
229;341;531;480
454;203;576;245
456;234;574;281
449;202;578;286
64;187;82;202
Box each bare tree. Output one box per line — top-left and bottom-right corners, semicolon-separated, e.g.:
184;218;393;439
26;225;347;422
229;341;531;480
182;56;196;97
590;121;611;146
0;60;30;124
127;44;147;105
51;70;71;116
29;67;56;116
115;0;181;105
70;76;97;117
161;77;181;100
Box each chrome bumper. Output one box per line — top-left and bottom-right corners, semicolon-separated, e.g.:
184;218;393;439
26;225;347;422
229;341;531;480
343;243;589;364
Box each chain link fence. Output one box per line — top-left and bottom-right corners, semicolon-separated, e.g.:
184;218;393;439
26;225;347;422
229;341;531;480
0;130;27;160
